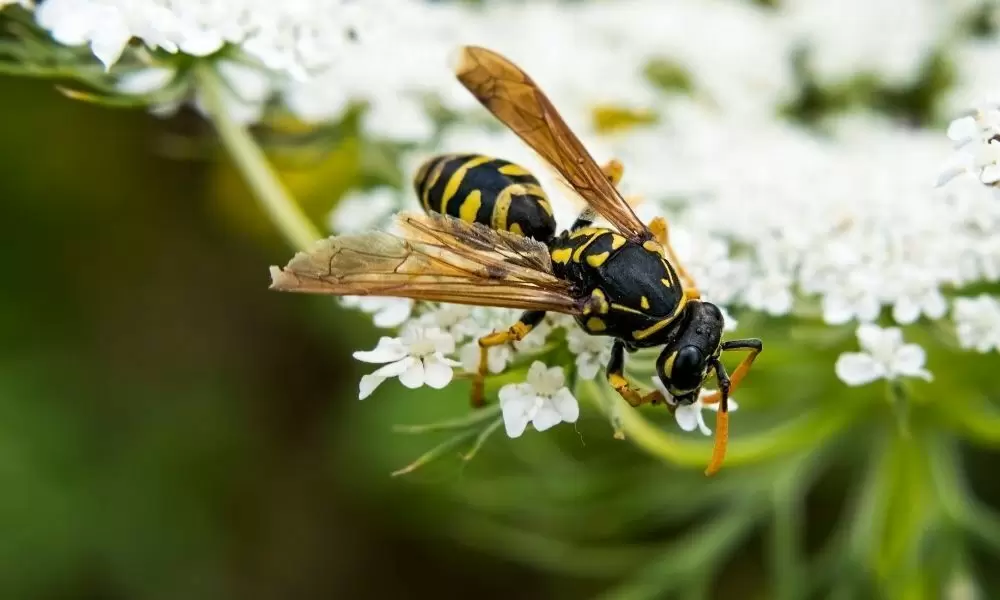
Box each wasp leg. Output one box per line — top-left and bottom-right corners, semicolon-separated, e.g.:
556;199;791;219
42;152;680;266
471;310;547;407
700;339;763;476
571;159;626;231
606;340;664;407
648;216;699;295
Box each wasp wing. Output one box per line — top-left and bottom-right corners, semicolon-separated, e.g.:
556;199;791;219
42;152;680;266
454;45;650;241
269;212;583;314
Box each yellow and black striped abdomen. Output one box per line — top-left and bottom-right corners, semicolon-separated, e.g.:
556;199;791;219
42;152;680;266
413;154;557;242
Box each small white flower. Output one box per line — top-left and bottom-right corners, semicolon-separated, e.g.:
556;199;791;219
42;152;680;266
952;295;1000;353
340;296;413;329
651;380;737;436
498;362;579;438
459;341;512;375
566;328;613;380
835;324;932;386
353;327;460;400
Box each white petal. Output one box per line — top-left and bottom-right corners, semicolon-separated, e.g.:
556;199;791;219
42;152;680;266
835;352;885;386
358;374;385;400
922;290;947;320
353;337;407;364
947;116;978;143
704;395;738;413
892;296;920;325
526;361;549;387
674;404;702;433
487;346;511;374
576;354;600;380
422;356;454;389
426;328;457;355
551;388;580;423
531;401;563;432
892;344;931;381
117;67;176;95
822;294;855;325
369;357;413;379
372;300;412;328
459;343;480;374
397;359;425;389
91;22;131;69
499;384;533;438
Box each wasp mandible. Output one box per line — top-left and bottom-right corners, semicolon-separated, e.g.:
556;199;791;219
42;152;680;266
270;46;762;474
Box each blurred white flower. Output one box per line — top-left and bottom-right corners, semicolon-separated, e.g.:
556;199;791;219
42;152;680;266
952;295;1000;353
327;187;399;235
498;362;579;438
835;324;932;386
566;328;613;380
341;296;413;329
353;327;460;400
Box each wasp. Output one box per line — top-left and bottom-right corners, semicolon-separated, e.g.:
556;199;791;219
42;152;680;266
269;46;762;474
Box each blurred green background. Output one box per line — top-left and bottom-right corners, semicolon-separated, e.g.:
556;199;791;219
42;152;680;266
2;70;1000;599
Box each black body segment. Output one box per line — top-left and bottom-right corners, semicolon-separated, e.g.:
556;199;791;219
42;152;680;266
413;153;557;242
547;226;687;346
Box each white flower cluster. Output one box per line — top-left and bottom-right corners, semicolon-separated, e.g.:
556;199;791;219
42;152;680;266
22;0;1000;433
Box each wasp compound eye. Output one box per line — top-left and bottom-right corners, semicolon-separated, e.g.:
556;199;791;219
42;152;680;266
673;345;704;389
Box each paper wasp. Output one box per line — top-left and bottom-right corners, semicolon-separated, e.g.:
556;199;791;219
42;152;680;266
269;46;762;474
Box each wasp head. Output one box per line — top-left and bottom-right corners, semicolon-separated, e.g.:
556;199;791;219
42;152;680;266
655;301;726;406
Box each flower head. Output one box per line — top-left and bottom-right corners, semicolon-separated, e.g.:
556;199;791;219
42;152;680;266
498;362;579;438
835;324;932;386
952;295;1000;354
353;327;460;400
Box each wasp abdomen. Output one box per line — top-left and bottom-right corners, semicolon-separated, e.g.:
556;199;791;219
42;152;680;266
413;154;557;241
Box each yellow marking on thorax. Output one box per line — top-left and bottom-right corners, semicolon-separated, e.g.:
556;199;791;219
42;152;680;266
640;296;650;310
509;222;524;236
661;278;673;288
573;232;605;262
643;240;666;258
423;157;450;210
570;226;603;240
586;251;610;267
632;295;689;341
551;247;573;264
459;189;482;223
586;317;607;332
611;303;644;315
492;185;515;231
498;163;532;176
610;235;627;250
441;156;491;213
537;199;554;216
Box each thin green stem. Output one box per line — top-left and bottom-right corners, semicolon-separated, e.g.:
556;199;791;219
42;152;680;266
194;63;320;251
582;379;860;470
393;403;501;434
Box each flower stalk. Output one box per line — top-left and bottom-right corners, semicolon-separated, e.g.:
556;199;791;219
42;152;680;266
194;63;320;252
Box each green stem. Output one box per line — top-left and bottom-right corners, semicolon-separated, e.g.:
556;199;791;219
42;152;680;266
927;434;1000;553
770;468;804;600
582;379;859;470
194;63;320;251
